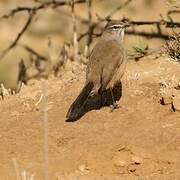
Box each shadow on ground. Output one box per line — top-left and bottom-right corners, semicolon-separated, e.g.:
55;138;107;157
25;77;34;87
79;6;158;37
66;82;122;122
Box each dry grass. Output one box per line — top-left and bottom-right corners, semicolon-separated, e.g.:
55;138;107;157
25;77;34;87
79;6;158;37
164;32;180;61
12;158;35;180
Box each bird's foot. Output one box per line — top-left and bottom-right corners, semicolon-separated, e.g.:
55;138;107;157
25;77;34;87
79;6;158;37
109;102;120;112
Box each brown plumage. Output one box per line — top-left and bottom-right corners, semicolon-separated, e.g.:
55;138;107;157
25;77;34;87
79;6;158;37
66;20;129;121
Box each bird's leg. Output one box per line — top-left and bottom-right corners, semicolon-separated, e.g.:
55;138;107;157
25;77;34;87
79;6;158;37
109;87;119;111
96;90;103;108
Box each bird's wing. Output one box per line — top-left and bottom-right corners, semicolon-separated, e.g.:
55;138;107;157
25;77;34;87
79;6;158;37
100;41;124;90
87;40;124;91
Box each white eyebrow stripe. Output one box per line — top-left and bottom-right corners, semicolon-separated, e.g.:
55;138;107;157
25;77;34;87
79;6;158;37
110;24;123;28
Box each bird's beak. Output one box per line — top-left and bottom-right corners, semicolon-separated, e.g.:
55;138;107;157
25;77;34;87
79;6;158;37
124;23;131;28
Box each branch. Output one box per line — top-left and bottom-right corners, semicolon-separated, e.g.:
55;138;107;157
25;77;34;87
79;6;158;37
87;0;93;47
0;10;35;60
0;7;33;20
93;30;169;40
78;26;169;42
0;0;86;20
19;44;47;61
55;8;89;24
0;0;87;60
77;16;180;42
166;9;180;22
167;10;180;15
126;30;169;40
71;0;78;58
105;0;132;20
129;19;180;28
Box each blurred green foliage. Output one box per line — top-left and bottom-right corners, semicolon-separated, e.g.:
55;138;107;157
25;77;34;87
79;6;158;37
128;42;149;61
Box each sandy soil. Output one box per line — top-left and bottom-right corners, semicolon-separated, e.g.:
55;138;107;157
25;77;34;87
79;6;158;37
0;56;180;180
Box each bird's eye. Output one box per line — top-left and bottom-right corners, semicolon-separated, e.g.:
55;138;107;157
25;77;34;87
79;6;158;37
113;25;119;29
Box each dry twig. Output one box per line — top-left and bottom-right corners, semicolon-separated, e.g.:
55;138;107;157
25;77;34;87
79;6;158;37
19;44;47;61
71;0;79;59
86;0;93;51
0;0;87;60
164;32;180;61
0;0;179;63
103;0;133;20
0;10;35;60
0;0;86;20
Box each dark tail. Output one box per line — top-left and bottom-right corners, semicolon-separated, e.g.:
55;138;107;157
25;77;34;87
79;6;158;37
66;82;94;121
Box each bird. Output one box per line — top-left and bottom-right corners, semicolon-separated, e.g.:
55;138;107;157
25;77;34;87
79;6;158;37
66;19;130;121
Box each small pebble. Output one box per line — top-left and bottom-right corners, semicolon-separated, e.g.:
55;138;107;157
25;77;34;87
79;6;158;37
78;164;89;173
132;156;142;165
161;96;173;105
114;160;126;167
129;166;136;172
173;96;180;111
